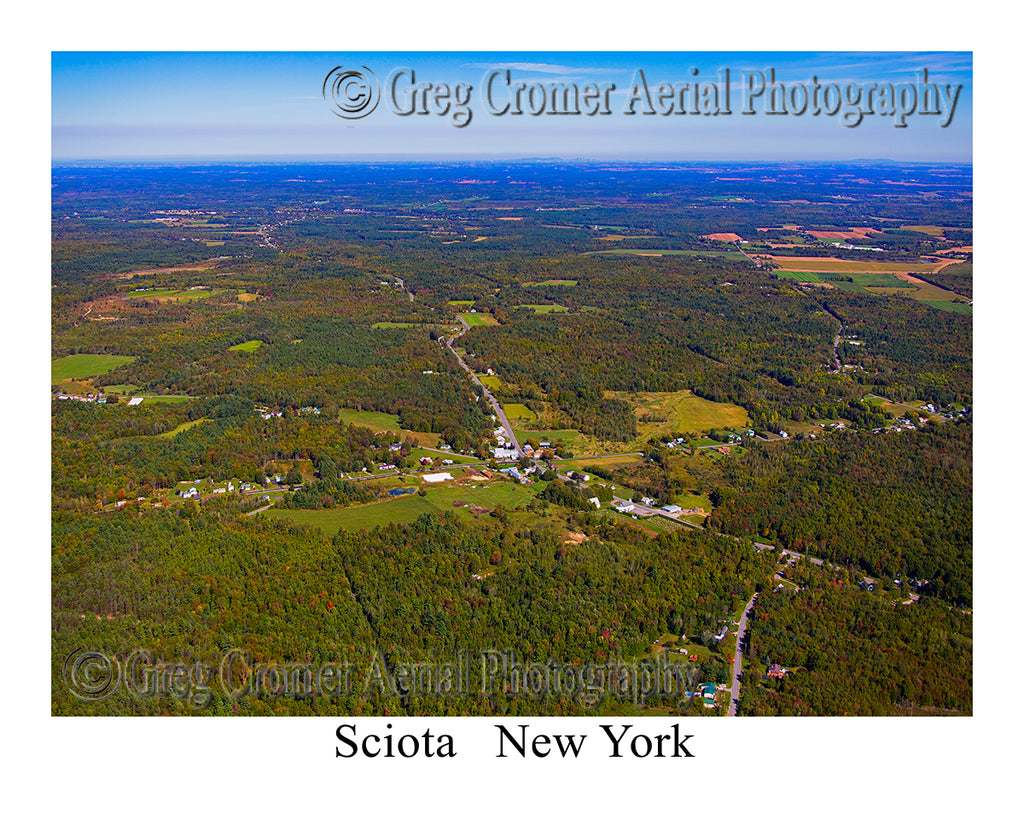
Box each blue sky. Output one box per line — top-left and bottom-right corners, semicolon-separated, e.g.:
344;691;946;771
52;52;971;161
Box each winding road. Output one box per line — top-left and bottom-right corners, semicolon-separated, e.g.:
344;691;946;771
444;315;524;458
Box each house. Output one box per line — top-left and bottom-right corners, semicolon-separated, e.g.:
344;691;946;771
698;682;718;707
767;663;787;679
587;497;601;509
420;457;433;465
612;500;635;513
641;496;656;506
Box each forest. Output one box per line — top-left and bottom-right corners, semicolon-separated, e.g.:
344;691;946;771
51;160;972;716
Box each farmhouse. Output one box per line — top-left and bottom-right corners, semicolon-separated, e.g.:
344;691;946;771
612;500;635;513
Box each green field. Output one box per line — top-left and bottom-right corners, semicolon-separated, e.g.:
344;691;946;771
778;268;970;313
448;300;475;307
766;256;942;274
264;479;537;533
126;288;225;301
672;492;712;511
229;340;264;352
156;418;210;439
372;322;422;329
478;375;502;390
104;384;139;395
522;304;568;313
533;391;749;458
776;270;826;284
52;354;136;382
522;279;577;286
502;403;536;421
125;288;181;298
614;390;750;435
338;408;403;432
458;312;499;326
919;300;973;314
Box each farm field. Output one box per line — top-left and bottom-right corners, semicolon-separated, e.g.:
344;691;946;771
764;256;942;273
264;478;538;534
611;390;751;436
777;268;970;312
559;453;645;470
776;270;828;284
125;288;226;301
478;375;502;390
672;492;712;511
156;418;209;439
508;391;747;457
920;299;972;314
337;408;403;433
229;340;263;352
501;403;536;421
522;279;577;286
901;225;951;236
522;304;568;313
589;248;744;259
458;312;499;326
510;425;583;448
52;354;136;382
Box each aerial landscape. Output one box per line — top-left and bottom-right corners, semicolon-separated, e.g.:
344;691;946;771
51;53;972;719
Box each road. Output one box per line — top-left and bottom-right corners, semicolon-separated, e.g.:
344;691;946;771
444;315;524;458
394;277;414;302
727;592;759;716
